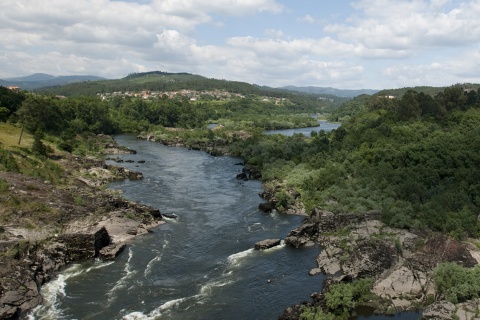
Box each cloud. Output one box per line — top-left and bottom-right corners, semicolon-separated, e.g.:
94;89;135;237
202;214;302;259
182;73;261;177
298;14;316;24
264;29;285;38
1;0;480;89
326;0;480;57
383;49;480;87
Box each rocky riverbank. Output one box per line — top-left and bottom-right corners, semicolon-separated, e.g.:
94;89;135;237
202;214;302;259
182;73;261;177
279;208;480;319
0;136;166;319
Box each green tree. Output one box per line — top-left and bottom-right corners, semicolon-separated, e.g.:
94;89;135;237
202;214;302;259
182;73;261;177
17;95;63;133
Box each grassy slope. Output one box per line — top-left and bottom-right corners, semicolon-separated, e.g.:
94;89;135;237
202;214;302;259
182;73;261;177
0;123;33;149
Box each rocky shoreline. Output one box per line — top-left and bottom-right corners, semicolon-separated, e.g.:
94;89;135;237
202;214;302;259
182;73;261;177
59;132;480;320
278;208;480;320
0;136;166;320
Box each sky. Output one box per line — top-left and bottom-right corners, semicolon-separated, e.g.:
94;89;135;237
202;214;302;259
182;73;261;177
1;0;480;89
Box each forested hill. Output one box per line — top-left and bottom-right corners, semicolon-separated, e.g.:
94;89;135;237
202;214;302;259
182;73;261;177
36;71;340;102
376;83;480;99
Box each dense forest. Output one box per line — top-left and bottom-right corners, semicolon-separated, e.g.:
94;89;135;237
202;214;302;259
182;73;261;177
229;86;480;239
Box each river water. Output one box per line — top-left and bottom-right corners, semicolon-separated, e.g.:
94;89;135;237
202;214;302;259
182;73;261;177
264;120;340;136
30;131;421;320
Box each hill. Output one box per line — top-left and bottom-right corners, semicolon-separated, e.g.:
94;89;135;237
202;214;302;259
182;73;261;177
34;71;348;109
280;85;379;98
375;83;480;98
0;73;106;90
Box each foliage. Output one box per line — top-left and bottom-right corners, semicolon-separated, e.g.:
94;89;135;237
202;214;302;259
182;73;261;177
300;278;375;320
31;130;48;156
35;71;332;111
299;306;337;320
0;178;9;192
0;86;25;121
232;85;480;237
0;146;20;172
433;263;480;304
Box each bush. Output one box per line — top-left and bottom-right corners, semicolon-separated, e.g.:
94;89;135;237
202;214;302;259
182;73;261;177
433;262;480;303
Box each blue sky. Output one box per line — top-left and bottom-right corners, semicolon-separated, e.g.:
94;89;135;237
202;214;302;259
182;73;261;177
1;0;480;89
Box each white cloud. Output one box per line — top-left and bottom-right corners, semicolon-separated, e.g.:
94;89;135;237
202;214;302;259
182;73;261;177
264;29;284;38
383;49;480;87
1;0;480;89
326;0;480;56
298;14;315;24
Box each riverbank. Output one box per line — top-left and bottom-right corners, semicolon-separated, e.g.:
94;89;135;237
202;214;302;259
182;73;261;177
137;127;480;319
279;209;480;319
0;136;166;319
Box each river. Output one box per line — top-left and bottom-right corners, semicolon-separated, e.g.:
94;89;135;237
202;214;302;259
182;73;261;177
264;120;340;136
30;131;421;320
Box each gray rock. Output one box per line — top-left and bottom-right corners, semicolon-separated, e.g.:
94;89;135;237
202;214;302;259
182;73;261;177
254;239;281;250
99;243;126;260
421;300;455;319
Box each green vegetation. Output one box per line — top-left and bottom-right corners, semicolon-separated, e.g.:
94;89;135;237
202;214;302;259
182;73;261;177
36;71;334;111
300;278;375;320
3;74;480;314
230;86;480;238
3;79;480;238
433;263;480;304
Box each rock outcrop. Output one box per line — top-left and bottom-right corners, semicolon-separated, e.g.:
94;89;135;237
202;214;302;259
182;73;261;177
254;239;281;250
280;207;480;318
0;145;165;319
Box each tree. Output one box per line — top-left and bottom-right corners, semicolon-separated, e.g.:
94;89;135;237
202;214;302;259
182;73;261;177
396;90;421;120
31;130;48;156
17;95;63;133
0;86;25;121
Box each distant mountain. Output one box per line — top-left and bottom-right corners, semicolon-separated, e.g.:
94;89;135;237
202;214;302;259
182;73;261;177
0;73;107;90
280;85;379;98
5;73;56;82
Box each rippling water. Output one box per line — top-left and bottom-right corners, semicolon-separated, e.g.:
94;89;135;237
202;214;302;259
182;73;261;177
30;133;421;320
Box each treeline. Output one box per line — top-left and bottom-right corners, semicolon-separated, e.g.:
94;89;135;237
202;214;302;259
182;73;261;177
230;86;480;238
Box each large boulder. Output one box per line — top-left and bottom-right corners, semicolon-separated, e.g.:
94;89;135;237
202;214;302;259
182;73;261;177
58;226;111;261
254;239;281;250
284;223;318;248
258;202;274;213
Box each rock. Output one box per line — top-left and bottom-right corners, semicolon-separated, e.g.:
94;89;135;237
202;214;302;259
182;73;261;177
278;303;312;320
137;160;145;163
236;172;248;181
316;248;342;275
309;268;322;276
258;202;274;213
162;213;177;219
285;223;318;248
254;239;281;250
236;167;261;181
99;243;126;260
421;300;456;319
342;239;398;278
58;226;111;260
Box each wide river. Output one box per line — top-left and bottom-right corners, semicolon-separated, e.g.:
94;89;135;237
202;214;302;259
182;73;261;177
30;130;421;320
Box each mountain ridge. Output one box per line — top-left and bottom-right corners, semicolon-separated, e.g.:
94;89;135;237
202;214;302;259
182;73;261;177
0;73;107;90
280;85;379;98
